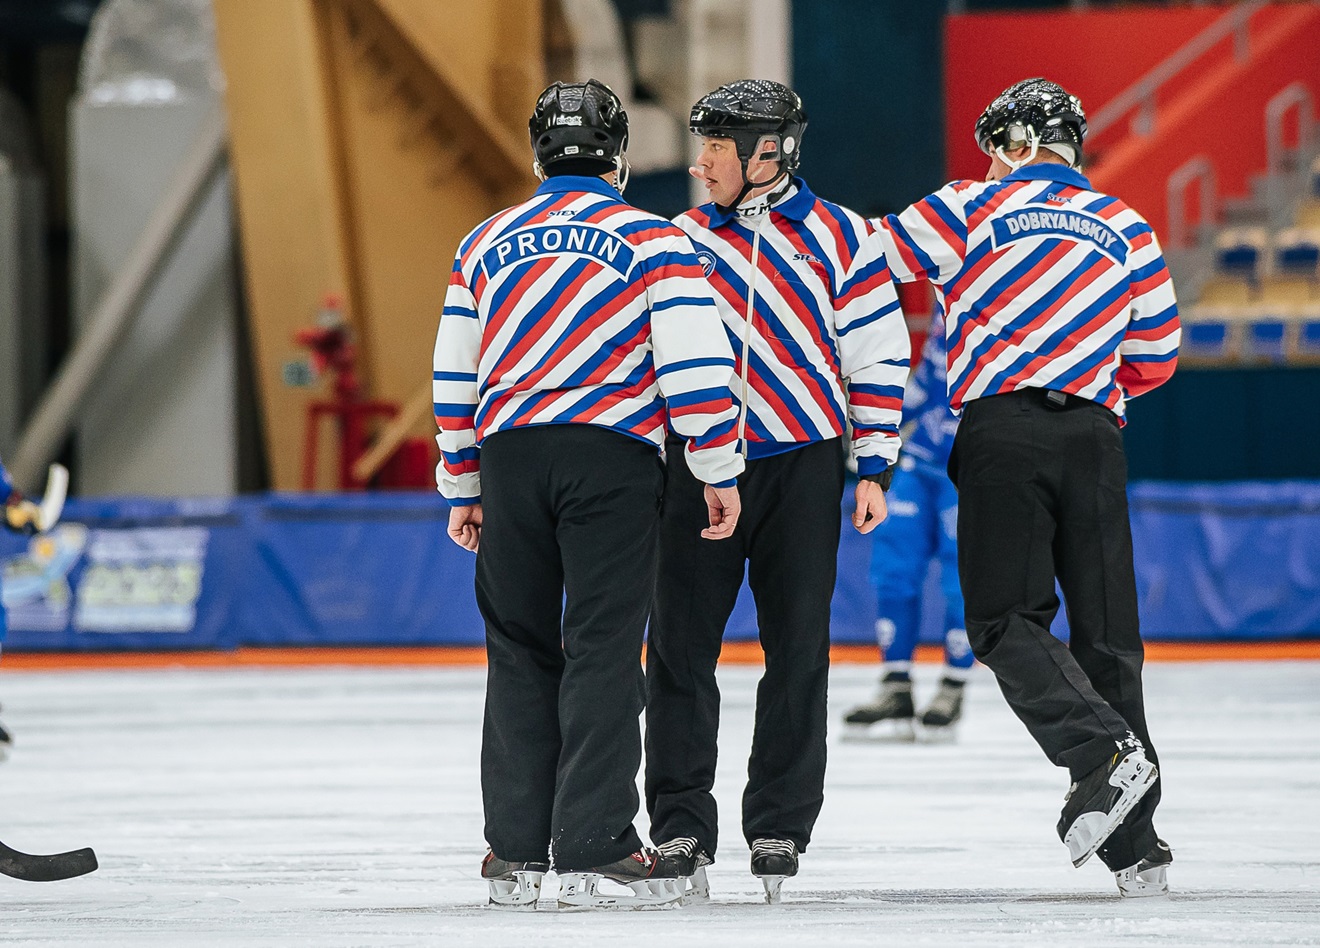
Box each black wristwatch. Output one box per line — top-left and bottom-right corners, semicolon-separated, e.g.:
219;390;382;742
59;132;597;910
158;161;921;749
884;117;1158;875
860;468;894;491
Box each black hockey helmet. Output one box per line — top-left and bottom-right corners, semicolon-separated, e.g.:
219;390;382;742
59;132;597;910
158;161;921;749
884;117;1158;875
529;79;629;181
690;79;807;173
974;78;1086;166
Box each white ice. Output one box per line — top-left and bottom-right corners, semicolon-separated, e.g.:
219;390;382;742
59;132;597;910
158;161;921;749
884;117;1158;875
0;660;1317;946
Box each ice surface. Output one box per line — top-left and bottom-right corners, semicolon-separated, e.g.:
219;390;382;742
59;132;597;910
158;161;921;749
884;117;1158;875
0;660;1317;946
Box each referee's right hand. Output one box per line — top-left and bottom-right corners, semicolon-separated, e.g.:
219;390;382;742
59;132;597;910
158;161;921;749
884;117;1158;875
701;484;741;541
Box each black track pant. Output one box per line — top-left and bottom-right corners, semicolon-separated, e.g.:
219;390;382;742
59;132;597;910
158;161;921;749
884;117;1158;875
476;425;663;871
948;389;1160;871
645;436;843;858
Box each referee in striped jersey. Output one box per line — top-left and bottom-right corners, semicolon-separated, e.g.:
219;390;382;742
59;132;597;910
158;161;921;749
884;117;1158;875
433;80;743;906
872;79;1181;897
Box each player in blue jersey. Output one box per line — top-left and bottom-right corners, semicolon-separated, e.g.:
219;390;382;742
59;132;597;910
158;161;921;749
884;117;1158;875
872;79;1180;897
843;311;973;741
0;457;42;757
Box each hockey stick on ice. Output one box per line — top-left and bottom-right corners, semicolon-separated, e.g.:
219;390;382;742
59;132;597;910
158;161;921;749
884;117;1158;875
0;841;98;881
36;463;68;533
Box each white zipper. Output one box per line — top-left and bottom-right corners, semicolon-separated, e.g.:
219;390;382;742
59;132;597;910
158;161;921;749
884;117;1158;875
738;214;766;453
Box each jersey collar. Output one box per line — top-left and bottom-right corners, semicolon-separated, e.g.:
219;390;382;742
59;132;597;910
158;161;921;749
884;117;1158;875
534;175;625;200
703;175;815;227
1001;164;1093;190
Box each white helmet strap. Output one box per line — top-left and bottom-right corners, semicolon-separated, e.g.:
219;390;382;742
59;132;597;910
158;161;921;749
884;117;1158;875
995;126;1040;171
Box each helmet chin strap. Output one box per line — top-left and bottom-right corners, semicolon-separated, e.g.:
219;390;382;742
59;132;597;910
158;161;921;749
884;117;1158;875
720;163;789;216
994;129;1040;171
612;154;631;194
532;159;546;182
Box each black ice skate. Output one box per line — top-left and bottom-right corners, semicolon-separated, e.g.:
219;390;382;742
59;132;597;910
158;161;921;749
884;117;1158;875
556;849;685;909
1057;735;1158;868
1115;838;1172;898
842;676;915;742
481;851;549;909
750;838;798;904
919;678;965;741
655;836;712;904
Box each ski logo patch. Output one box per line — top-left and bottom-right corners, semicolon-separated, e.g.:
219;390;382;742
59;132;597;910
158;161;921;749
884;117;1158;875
991;209;1128;263
696;249;718;277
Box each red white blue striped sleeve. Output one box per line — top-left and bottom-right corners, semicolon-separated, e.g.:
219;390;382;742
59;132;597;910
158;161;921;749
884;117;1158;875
877;183;971;285
836;230;910;474
433;256;483;506
1116;225;1180;399
644;236;744;487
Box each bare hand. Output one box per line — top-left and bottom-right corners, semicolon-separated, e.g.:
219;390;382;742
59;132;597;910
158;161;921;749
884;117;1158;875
702;484;740;540
852;480;888;534
448;503;483;552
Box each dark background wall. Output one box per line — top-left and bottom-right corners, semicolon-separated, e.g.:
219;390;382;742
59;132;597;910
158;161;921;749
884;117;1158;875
791;0;946;216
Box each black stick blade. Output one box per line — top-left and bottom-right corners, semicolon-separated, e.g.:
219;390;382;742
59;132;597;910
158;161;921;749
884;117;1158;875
0;842;98;881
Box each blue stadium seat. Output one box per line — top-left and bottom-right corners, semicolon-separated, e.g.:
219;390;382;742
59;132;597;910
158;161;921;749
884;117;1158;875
1214;227;1266;280
1273;227;1320;278
1243;317;1288;363
1296;312;1320;361
1181;308;1237;362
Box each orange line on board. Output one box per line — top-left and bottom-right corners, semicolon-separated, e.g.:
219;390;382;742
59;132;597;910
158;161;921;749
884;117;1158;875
1;639;1317;672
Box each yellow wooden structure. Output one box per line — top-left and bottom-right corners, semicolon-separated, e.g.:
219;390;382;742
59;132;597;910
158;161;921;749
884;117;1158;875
212;0;542;489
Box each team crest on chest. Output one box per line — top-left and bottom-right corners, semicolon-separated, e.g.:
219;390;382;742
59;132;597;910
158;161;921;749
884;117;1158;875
696;249;717;277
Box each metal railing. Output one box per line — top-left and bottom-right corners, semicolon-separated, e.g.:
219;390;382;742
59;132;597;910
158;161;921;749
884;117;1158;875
1265;82;1316;176
1167;156;1216;251
1087;0;1267;142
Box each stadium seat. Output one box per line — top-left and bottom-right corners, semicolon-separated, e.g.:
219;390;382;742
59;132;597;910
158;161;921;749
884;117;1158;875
1272;227;1320;278
1240;308;1289;363
1292;304;1320;363
1179;306;1239;363
1214;227;1267;280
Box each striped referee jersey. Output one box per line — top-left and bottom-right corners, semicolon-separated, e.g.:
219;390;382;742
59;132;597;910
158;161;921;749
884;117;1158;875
432;176;743;505
873;164;1180;418
675;179;911;476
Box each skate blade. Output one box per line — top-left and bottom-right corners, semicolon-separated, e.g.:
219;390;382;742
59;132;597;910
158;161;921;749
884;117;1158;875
1064;756;1158;868
760;874;787;904
682;866;711;905
918;722;959;744
486;870;543;909
556;872;684;910
841;719;916;743
1116;864;1169;898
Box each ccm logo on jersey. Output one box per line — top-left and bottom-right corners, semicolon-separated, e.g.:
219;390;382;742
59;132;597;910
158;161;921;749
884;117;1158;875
991;210;1128;264
481;224;636;278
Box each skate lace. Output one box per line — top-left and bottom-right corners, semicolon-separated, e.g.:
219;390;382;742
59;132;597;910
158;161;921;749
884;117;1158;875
751;838;797;859
656;837;699;859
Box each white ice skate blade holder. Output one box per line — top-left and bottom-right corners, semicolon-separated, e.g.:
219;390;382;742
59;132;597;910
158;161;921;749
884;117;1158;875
841;718;916;743
556;872;684;910
1116;862;1169;898
1063;752;1158;868
486;870;544;909
761;874;788;904
682;865;710;905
